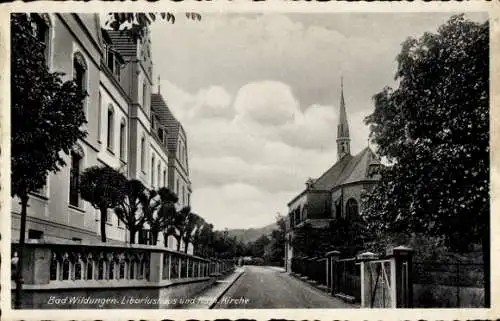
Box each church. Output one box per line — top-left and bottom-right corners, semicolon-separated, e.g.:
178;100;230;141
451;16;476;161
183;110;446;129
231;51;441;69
285;80;381;271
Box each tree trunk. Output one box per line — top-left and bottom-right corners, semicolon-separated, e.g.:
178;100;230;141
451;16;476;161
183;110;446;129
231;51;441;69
100;206;107;243
176;237;182;251
184;240;189;253
482;231;490;307
129;228;137;244
14;193;29;309
151;230;159;246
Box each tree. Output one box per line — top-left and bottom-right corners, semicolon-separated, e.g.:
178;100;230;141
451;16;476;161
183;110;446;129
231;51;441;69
11;14;87;308
113;179;149;244
182;211;205;254
250;234;271;258
263;215;287;265
193;223;214;257
363;15;489;306
80;166;127;243
168;205;190;251
147;187;177;246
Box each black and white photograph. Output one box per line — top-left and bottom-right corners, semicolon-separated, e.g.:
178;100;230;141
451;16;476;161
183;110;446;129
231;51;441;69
3;5;495;317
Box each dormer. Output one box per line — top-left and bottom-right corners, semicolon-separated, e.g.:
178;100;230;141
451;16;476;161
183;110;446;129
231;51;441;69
305;178;316;190
101;28;124;81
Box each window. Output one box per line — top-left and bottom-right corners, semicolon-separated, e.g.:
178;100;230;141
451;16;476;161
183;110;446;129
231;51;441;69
163;170;166;187
73;52;87;100
30;14;51;63
158;128;163;141
69;150;83;207
182;187;185;206
140;136;146;171
187;193;190;206
106;47;114;71
176;179;179;197
142;82;147;110
157;164;161;187
345;198;359;219
107;106;114;151
97;92;102;143
119;119;126;161
335;199;342;219
151;156;155;188
28;229;43;240
114;56;121;80
151;116;156;130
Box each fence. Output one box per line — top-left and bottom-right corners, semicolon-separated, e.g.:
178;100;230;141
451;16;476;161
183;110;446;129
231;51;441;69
413;262;485;307
335;258;361;301
290;246;414;308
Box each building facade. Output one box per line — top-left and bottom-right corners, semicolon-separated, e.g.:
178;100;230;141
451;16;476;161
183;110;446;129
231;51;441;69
11;13;193;254
284;81;381;271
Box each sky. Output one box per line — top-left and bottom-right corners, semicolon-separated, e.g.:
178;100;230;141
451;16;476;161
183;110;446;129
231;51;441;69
148;12;488;230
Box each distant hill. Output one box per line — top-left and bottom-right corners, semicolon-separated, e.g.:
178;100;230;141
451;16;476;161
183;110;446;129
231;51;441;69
226;222;278;244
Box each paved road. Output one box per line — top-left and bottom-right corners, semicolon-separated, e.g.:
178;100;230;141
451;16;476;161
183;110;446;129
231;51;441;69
213;265;355;309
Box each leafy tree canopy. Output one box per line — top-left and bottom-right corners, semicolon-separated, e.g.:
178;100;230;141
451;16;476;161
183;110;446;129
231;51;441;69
105;12;201;40
363;15;489;252
80;165;127;210
11;13;87;198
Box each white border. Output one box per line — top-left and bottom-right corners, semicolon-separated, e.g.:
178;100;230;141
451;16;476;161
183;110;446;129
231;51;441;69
1;2;499;320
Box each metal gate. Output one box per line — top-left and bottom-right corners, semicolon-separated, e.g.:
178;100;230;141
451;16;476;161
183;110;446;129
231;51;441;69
336;258;361;301
361;259;396;308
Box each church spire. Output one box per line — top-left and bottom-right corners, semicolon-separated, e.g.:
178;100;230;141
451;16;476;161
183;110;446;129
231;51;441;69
337;76;351;160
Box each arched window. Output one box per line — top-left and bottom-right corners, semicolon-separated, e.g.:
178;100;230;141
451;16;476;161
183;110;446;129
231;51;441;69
107;105;114;151
119;119;126;161
151;155;155;188
140;136;145;172
30;14;51;64
157;163;161;187
97;92;102;143
69;145;84;207
345;198;359;219
73;52;87;113
301;205;307;221
142;82;147;111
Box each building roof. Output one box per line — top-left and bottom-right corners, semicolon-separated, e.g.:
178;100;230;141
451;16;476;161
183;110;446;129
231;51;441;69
288;147;379;206
106;30;137;57
150;93;182;154
312;147;378;190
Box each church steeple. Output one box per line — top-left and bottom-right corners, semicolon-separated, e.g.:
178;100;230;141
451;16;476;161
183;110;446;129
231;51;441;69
337;77;351;160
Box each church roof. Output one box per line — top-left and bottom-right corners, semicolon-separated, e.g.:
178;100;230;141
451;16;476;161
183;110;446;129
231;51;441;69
310;147;379;191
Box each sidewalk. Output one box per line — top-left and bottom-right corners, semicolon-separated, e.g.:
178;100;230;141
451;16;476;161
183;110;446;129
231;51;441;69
182;267;245;309
264;265;286;273
289;272;360;308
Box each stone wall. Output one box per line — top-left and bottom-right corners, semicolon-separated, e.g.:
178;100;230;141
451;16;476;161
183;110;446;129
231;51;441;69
12;278;215;309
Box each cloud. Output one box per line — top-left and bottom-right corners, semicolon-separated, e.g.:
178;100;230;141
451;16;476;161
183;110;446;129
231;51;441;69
234;81;298;126
159;79;370;228
148;12;474;228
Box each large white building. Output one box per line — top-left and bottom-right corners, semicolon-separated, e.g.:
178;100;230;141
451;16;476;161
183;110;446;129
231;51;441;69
11;13;192;253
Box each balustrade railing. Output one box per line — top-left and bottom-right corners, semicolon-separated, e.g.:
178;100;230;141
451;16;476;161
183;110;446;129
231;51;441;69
11;241;234;289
